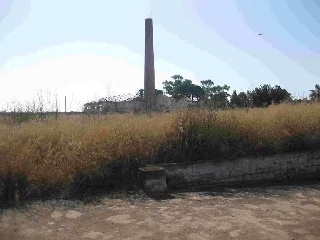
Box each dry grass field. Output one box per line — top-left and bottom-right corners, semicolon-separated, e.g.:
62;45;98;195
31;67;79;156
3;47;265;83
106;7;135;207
1;102;320;206
0;113;176;184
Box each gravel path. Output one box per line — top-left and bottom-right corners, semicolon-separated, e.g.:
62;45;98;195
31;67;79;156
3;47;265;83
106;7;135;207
1;182;320;240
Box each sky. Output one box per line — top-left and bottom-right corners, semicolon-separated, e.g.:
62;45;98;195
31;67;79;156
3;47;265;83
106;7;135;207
0;0;319;111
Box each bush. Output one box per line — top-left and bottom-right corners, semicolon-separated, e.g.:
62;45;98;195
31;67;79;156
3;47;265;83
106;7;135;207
0;172;30;208
69;157;149;198
153;110;270;163
280;134;320;152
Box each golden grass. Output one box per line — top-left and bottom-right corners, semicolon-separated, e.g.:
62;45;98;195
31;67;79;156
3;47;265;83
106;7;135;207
0;113;177;184
217;103;320;141
1;102;320;185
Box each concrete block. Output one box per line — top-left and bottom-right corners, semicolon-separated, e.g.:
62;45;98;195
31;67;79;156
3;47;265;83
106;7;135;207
138;165;167;193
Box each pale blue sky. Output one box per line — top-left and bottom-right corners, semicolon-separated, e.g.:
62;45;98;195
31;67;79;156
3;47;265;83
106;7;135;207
0;0;319;111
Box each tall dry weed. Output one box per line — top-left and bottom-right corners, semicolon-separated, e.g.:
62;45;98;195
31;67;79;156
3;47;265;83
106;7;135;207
1;103;320;185
0;113;177;184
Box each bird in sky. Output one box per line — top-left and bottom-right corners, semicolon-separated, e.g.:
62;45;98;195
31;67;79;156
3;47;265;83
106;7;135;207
258;33;263;36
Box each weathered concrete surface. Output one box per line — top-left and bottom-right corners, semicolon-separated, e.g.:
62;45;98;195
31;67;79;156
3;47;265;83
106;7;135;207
1;182;320;240
138;166;167;193
161;150;320;189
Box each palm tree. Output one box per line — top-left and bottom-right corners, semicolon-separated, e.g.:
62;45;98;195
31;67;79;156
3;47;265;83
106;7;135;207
309;84;320;101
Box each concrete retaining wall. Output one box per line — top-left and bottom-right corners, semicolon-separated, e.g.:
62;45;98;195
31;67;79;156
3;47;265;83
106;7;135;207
159;150;320;189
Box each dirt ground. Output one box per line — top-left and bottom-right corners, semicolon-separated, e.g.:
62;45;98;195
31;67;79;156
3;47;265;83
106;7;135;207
1;181;320;240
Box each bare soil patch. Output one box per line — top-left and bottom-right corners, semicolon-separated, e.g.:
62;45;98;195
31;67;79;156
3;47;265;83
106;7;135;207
1;181;320;240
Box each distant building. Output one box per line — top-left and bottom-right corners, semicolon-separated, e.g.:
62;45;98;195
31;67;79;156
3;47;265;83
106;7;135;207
83;95;204;114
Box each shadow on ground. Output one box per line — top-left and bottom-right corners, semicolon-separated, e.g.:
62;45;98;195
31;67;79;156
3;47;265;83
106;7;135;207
170;178;320;199
2;179;320;211
93;178;320;203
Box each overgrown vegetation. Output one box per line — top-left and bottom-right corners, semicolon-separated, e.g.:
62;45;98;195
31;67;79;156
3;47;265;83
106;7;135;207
156;103;320;163
1;102;320;207
161;75;294;108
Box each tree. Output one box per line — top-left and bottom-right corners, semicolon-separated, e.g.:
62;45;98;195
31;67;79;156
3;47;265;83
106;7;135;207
230;90;249;108
135;89;163;99
248;84;291;107
310;84;320;101
200;80;230;100
249;84;273;107
238;92;249;107
210;92;230;108
163;79;182;96
200;80;230;108
174;79;193;99
171;74;183;81
163;75;204;101
189;85;205;102
163;75;231;107
155;89;164;96
200;79;215;99
230;90;240;107
162;74;184;96
270;85;291;104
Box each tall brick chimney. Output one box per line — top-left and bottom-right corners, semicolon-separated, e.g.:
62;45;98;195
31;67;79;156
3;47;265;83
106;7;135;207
144;18;155;111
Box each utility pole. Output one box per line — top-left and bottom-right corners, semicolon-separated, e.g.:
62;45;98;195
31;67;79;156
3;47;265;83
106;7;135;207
65;96;67;114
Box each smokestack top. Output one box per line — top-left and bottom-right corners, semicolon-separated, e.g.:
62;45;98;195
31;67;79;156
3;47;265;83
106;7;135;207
144;17;155;111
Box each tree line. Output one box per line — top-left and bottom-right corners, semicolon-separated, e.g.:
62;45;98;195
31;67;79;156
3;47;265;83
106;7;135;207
137;75;319;108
